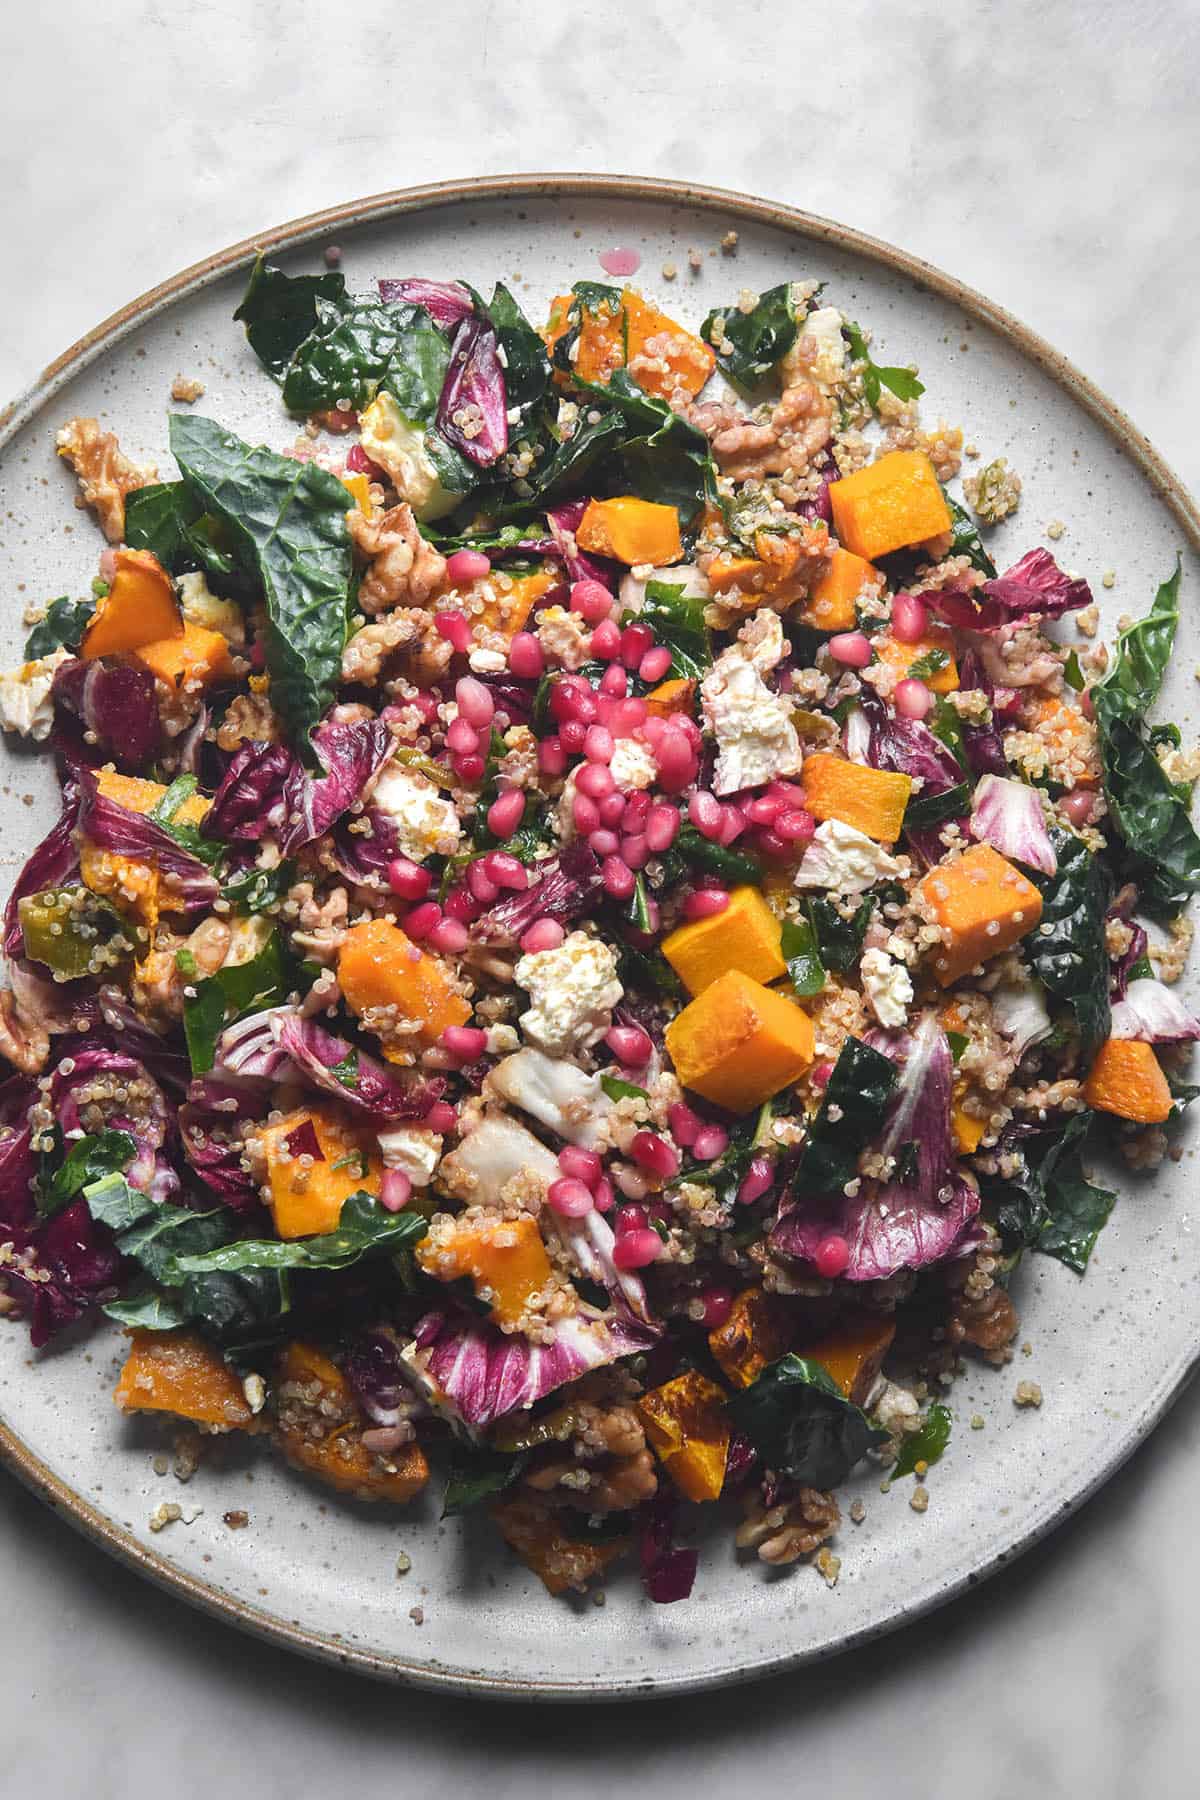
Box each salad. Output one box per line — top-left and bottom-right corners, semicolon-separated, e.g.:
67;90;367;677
0;255;1195;1606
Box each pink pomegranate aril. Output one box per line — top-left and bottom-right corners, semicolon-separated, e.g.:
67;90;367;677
519;917;565;954
380;1168;413;1213
453;752;486;783
894;677;932;720
614;1203;648;1237
775;808;816;843
442;884;477;923
547;1176;595;1218
559;718;587;753
454;676;495;730
558;1145;603;1187
638;646;673;684
654;730;697;792
717;806;746;845
609;696;649;736
466;860;499;904
1062;788;1095;827
828;630;873;668
620;623;654;668
689;790;722;837
576;761;616;801
682;886;729;921
402;901;442;940
592;1177;615;1213
588;828;621;857
621;832;649;869
692;1124;730;1162
622;789;651;832
550;679;597;725
673;713;702;750
446;715;481;756
810;1059;834;1088
890;592;928;643
508;631;545;679
573;792;602;835
630;1130;680;1179
814;1233;850;1279
423;1100;458;1134
737;1154;775;1205
387;856;431;900
441;1024;488;1061
428;917;470;954
570;578;614;624
605;1022;653;1066
667;1102;702;1147
434;610;471;653
613;1227;662;1270
645;804;681;852
483;851;526;890
445;548;492;585
584;724;615;764
599;661;628;696
601;856;636;899
768;780;807;806
697;1283;735;1329
598;792;627;827
537;736;567;777
745;793;785;826
486;788;526;839
755;828;791;860
589;618;622;660
614;1163;650;1200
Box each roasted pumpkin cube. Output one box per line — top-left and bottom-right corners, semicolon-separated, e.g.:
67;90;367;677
465;565;559;641
114;1329;261;1430
797;547;881;632
709;1286;794;1389
81;548;182;660
874;626;959;694
801;752;913;843
645;677;696;717
416;1213;552;1331
339;918;471;1051
491;1492;630;1595
132;619;235;690
79;770;209;929
918;843;1043;986
576;496;683;566
543;289;625;385
662;884;786;996
1083;1037;1173;1125
828;450;952;560
665;969;814;1112
93;767;209;825
798;1318;895;1407
637;1371;731;1502
341;471;373;515
259;1107;382;1239
622;290;715;400
274;1340;429;1503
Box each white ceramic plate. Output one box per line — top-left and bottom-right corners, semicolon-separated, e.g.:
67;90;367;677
1;176;1198;1700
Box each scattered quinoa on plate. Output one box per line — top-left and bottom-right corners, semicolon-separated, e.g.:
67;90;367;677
0;262;1196;1605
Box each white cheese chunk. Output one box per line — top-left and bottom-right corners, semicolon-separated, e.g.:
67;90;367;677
794;819;907;895
368;762;461;861
515;930;622;1054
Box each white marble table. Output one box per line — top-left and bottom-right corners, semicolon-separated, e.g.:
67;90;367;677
2;1;1198;1792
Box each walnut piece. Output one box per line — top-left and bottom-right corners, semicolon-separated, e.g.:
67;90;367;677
348;503;447;616
736;1485;840;1565
55;416;156;542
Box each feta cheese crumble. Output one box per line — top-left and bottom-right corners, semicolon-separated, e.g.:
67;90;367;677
368;762;461;861
376;1123;443;1187
860;947;913;1029
0;646;71;741
515;930;623;1054
701;612;800;795
793;819;907;895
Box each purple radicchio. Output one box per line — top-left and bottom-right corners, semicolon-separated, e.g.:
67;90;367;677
926;547;1092;632
273;1013;445;1119
1108;887;1149;1001
344;1325;421;1427
772;1013;980;1281
78;772;218;918
213;1007;294;1080
399;1305;657;1430
954;648;1008;778
377;278;475;331
472;842;604;943
277;716;394;854
990;978;1054;1061
0;1198;123;1348
861;691;968;866
52;658;161;772
969;774;1057;876
1110;977;1200;1045
328;805;401;887
436;315;509;468
179;1077;265;1210
59;985;192;1095
640;1491;698;1605
3;784;82;958
204;741;293;841
546;499;616;589
0;1071;37;1232
51;1047;179;1205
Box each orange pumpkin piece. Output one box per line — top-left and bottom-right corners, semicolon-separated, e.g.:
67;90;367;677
645;677;696;717
79;770;209;929
637;1371;731;1502
798;547;881;632
709;1286;794;1389
874;626;959;694
708;529;828;606
800;752;913;843
576;496;683;566
798;1318;895;1407
465;565;558;642
918;843;1044;986
259;1107;382;1239
1083;1037;1173;1125
828;450;952;560
132;619;235;691
706;553;767;594
81;548;182;660
665;969;815;1113
338;918;471;1051
951;1094;987;1154
543;288;714;401
491;1492;630;1595
340;470;373;515
114;1329;260;1430
274;1341;429;1503
662;883;786;996
416;1213;552;1331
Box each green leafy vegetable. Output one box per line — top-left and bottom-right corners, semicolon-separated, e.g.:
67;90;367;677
169;415;353;753
780;914;825;998
731;1353;888;1488
843;320;925;409
906;647;950;682
630;580;711;680
700;283;799;387
794;1037;898;1195
903;780;971;832
183;929;288;1074
1027;830;1112;1061
944;495;998;579
1063;649;1085;692
947;1030;969;1065
571;371;717;527
25;595;94;660
803;894;874;973
442;1442;529;1517
600;1074;649;1104
234;255;348;377
486;281;550;416
36;1130;136;1219
123;482;238;579
983;1110;1116;1273
657;824;760;890
678;1098;780;1210
172;1190;426;1275
286;299;449;417
219;858;296;915
888;1402;952;1481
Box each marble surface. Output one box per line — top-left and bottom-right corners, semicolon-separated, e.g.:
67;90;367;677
2;0;1198;1792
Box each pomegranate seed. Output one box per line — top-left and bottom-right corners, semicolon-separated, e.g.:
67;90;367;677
620;623;654;668
590;618;622;660
755;829;791;860
442;1024;488;1061
428;917;469;954
667;1102;702;1148
559;718;587;753
592;1177;615;1213
249;639;266;671
689;791;723;838
423;1100;457;1134
682;886;729;920
609;696;649;736
434;610;471;653
446;715;481;755
598;793;627;828
769;780;806;805
605;1023;653;1066
673;713;702;749
387;857;431;900
745;794;784;826
654;729;696;792
639;646;673;684
775;808;816;843
455;675;495;730
621;832;648;869
467;863;499;905
602;856;636;899
508;631;544;679
814;1233;850;1279
558;1145;603;1187
614;1163;650;1200
588;828;621;857
403;901;441;940
894;677;932;720
519;918;565;954
737;1154;774;1206
576;761;616;801
570;578;613;624
623;789;651;831
538;736;567;777
483;851;526;890
1062;787;1096;826
584;724;615;764
443;884;478;922
547;1176;595;1218
553;680;598;726
697;1283;736;1329
630;1130;679;1179
380;1168;413;1212
810;1060;834;1088
445;548;491;584
692;1124;730;1161
615;1203;648;1236
717;806;746;845
613;1227;662;1270
573;793;601;834
453;752;486;783
599;662;628;696
487;788;526;838
891;593;928;643
828;631;873;668
645;804;680;852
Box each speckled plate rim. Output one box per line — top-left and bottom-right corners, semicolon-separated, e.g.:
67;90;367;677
1;172;1199;1702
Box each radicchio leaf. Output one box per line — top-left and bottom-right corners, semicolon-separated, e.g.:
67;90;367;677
78;773;218;917
328;805;401;887
1110;976;1200;1044
179;1077;264;1209
926;548;1092;632
277;716;393;854
52;659;161;772
969;773;1058;876
0;1198;122;1348
472;842;604;943
546;499;616;588
204;741;293;840
3;783;81;957
954;648;1008;777
378;278;475;332
639;1491;698;1605
344;1324;418;1427
273;1013;445;1119
436;316;509;468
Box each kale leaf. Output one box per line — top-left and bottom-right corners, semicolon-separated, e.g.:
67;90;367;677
183;928;288;1074
843;320;925;410
171;1190;426;1274
442;1442;529;1517
1028;829;1113;1062
25;595;94;660
731;1353;888;1488
793;1036;898;1195
983;1109;1116;1273
631;580;712;679
701;283;799;387
234;255;348;377
889;1402;952;1481
36;1129;136;1219
780;914;825;998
